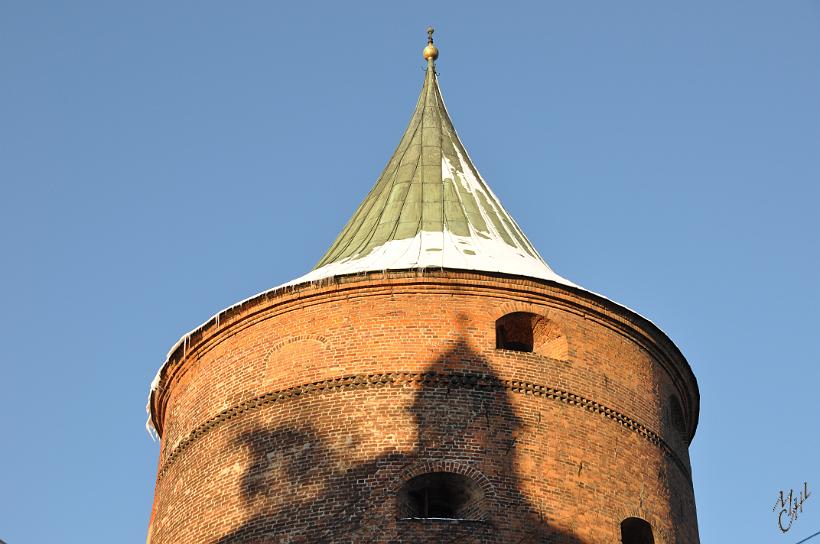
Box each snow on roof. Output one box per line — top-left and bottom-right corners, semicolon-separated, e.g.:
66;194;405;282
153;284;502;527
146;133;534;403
298;57;574;288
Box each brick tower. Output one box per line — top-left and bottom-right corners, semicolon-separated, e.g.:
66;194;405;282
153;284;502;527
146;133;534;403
146;29;700;544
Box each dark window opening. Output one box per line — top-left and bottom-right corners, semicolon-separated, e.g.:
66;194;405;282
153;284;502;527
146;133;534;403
496;312;535;352
669;394;686;436
621;517;654;544
398;472;484;520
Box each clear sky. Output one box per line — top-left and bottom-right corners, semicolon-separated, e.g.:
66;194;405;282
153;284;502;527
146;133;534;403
1;2;818;543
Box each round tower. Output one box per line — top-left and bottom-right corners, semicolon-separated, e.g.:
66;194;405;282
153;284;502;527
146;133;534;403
147;31;700;544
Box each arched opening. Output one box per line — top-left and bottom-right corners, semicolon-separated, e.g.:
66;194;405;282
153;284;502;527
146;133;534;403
495;312;536;352
397;472;484;520
668;394;686;437
621;517;654;544
496;312;569;359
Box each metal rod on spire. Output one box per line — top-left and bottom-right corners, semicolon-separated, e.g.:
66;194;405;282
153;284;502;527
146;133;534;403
423;26;439;62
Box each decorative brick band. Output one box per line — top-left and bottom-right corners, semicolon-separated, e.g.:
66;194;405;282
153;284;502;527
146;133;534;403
157;372;690;483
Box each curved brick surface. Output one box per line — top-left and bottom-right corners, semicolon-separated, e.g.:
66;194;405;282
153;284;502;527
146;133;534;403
147;271;700;543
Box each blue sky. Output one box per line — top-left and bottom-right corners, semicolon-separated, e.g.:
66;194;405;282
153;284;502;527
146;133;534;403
1;2;818;543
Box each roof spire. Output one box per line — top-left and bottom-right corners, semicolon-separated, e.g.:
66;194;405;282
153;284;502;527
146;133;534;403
283;29;575;290
423;26;439;62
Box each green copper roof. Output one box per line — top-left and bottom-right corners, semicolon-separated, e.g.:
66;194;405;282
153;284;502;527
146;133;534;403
315;59;540;268
282;50;574;288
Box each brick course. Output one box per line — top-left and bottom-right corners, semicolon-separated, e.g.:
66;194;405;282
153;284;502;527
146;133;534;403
147;270;700;543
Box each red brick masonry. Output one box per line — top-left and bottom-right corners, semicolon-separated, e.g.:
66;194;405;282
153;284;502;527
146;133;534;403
147;270;700;543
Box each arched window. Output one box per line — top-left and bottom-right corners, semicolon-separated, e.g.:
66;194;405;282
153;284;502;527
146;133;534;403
621;517;654;544
495;312;569;359
668;394;686;437
495;312;536;352
397;472;484;520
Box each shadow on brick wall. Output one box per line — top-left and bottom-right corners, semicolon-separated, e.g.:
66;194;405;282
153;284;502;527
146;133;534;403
214;323;584;543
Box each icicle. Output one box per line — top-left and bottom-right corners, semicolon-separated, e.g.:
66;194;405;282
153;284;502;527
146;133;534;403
146;416;159;441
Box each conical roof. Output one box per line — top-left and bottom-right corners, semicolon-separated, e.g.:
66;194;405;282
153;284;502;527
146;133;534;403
286;35;574;289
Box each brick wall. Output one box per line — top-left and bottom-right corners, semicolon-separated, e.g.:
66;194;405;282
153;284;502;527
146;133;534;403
147;270;700;543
